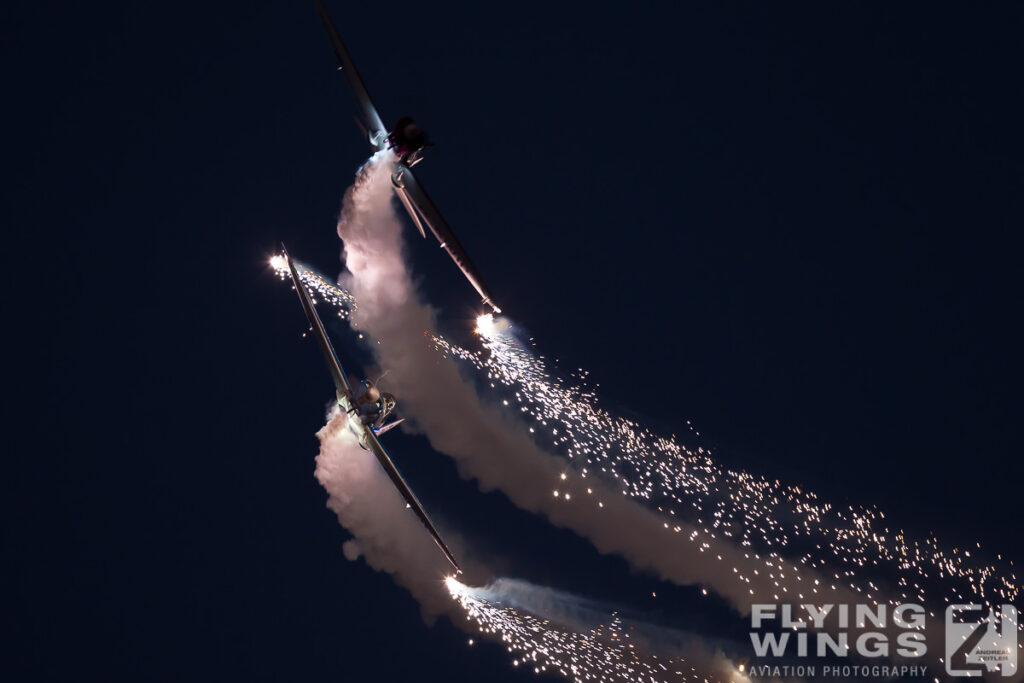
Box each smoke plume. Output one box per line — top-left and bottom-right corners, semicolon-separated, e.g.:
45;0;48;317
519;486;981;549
328;151;836;616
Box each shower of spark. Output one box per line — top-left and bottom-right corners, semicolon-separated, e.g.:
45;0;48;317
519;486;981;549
445;577;741;683
271;253;356;320
432;315;1021;613
274;264;1022;678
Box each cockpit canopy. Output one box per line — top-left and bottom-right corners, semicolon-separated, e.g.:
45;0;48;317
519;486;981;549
355;380;396;427
358;380;381;406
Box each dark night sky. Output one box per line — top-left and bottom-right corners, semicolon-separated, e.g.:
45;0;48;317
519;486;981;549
5;2;1023;681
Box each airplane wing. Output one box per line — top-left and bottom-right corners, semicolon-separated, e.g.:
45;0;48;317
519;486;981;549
283;246;460;572
362;426;462;573
396;168;501;313
283;246;355;409
314;0;387;147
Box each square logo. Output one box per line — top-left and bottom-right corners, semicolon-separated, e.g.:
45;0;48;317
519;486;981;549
946;604;1018;677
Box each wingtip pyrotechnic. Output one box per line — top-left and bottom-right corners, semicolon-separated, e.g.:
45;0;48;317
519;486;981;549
474;313;496;336
270;251;357;317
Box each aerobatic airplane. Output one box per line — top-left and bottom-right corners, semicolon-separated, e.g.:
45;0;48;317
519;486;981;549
314;0;501;314
283;245;461;572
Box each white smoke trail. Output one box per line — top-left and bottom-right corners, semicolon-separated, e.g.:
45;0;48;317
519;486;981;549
313;405;457;620
447;577;750;683
299;151;1021;681
314;402;747;683
331;152;845;614
274;254;1021;616
294;151;761;681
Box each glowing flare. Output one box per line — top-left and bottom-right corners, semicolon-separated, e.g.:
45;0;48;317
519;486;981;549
475;313;496;336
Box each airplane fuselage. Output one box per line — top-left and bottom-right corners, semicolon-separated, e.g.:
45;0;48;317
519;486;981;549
345;411;374;450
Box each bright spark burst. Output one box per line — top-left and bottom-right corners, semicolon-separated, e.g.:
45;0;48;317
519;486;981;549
475;313;497;336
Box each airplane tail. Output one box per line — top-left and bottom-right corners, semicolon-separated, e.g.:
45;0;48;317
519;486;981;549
374;418;405;437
